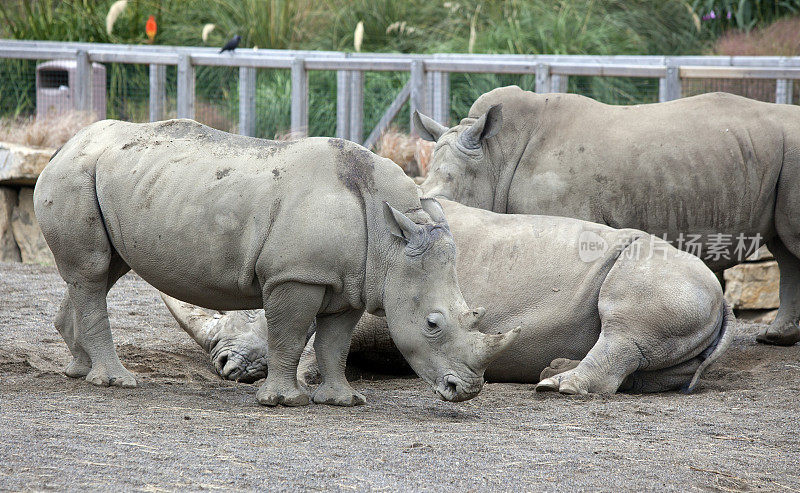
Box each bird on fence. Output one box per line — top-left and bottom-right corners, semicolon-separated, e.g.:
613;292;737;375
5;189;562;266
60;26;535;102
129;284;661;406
219;35;241;54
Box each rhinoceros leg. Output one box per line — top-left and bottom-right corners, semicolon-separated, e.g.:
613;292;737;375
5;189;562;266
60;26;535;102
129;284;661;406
757;238;800;346
56;253;132;379
621;357;703;393
538;235;725;395
61;253;137;388
256;282;324;407
535;331;641;395
310;308;367;406
55;295;91;378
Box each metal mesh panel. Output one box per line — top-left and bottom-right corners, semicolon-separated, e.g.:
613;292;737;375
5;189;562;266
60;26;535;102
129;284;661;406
682;78;778;103
253;68;291;139
0;59;41;119
104;62;149;122
449;72;537;122
194;65;238;133
570;76;660;104
307;70;337;138
362;70;411;135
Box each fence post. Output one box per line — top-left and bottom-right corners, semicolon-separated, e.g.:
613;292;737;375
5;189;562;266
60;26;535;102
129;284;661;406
551;74;569;93
660;58;680;102
425;70;435;117
410;59;426;135
349;70;364;144
431;71;450;125
149;64;166;122
336;70;351;139
177;53;195;119
74;50;92;113
239;67;256;136
776;79;792;104
535;63;550;93
776;57;792;104
291;57;308;136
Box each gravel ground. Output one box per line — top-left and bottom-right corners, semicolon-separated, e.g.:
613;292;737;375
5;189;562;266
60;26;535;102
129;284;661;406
1;261;799;491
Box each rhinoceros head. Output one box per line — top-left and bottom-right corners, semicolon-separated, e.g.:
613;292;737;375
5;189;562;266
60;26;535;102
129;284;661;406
415;105;503;211
381;197;519;402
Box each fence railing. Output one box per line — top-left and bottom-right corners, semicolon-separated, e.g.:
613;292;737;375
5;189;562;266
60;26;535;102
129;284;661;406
3;39;800;148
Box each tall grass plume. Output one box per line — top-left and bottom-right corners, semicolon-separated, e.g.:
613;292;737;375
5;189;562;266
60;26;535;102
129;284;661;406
106;0;128;36
0;111;95;148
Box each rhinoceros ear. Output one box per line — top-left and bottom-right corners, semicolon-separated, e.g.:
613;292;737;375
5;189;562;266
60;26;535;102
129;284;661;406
459;103;503;150
420;197;447;224
383;201;423;243
413;110;448;142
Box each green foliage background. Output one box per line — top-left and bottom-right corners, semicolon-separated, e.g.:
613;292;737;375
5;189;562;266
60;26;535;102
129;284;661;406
1;0;797;138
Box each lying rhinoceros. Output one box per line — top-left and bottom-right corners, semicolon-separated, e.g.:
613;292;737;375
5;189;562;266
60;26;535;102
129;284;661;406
165;199;732;395
414;86;800;346
33;119;519;406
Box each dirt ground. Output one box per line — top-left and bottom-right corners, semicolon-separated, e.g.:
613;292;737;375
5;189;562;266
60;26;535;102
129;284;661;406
1;261;799;491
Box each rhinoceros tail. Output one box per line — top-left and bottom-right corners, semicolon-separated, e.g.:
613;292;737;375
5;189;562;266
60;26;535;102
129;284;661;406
683;300;734;393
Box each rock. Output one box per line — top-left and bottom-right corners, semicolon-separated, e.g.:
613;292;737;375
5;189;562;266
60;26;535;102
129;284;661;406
11;187;54;265
723;261;779;310
746;245;773;262
0;142;55;186
0;186;21;262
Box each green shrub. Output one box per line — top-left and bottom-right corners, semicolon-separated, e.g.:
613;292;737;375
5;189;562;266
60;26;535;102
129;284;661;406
0;0;785;136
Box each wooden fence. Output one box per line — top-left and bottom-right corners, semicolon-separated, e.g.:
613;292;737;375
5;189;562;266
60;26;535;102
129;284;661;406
3;39;800;148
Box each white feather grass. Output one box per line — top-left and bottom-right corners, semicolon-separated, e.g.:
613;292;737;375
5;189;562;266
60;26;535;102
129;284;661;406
354;21;364;52
106;0;128;36
202;23;216;42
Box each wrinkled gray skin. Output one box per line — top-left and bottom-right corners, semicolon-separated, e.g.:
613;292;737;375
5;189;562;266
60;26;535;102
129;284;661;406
171;200;732;395
33;119;519;406
417;86;800;347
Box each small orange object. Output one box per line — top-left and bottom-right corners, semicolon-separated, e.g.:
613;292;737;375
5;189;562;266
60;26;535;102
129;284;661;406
146;15;157;43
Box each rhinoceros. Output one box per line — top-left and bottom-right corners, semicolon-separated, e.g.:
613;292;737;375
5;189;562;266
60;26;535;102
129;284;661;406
164;199;732;395
414;86;800;347
33;119;519;406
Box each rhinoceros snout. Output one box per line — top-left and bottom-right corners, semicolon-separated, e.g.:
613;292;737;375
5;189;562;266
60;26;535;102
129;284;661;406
434;374;483;402
211;346;268;383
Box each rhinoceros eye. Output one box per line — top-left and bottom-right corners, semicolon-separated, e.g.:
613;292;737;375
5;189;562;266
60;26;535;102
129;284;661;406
425;313;444;335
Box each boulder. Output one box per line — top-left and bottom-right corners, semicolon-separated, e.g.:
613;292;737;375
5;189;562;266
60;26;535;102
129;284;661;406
11;187;54;265
0;186;21;262
724;261;780;310
0;142;54;186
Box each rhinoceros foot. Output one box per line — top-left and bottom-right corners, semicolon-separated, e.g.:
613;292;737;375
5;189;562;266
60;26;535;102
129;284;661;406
64;357;91;378
256;382;310;407
756;323;800;346
312;383;366;407
209;330;269;383
539;358;580;381
85;364;138;388
535;364;619;395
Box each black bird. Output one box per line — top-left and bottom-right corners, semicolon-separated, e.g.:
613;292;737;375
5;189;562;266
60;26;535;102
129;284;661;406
219;35;241;54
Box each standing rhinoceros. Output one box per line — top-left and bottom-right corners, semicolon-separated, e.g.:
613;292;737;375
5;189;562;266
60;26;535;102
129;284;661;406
165;199;732;395
414;86;800;346
33;119;519;406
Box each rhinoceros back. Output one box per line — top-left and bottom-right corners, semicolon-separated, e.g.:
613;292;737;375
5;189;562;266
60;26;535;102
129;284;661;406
44;119;420;310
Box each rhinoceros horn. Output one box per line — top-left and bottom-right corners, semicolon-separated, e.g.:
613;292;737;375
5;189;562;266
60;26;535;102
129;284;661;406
420;197;447;224
469;326;521;371
459;103;503;150
160;292;218;351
